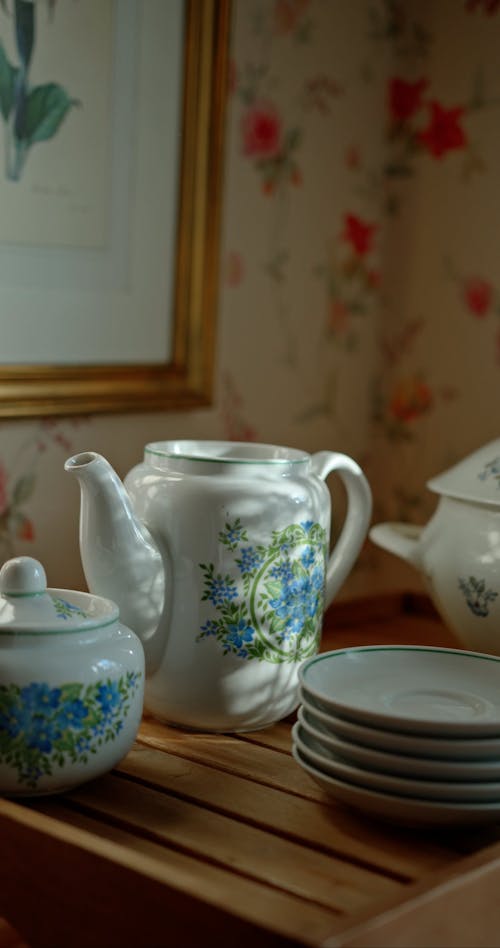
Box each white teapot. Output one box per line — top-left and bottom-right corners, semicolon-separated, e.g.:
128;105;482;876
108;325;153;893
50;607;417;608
0;556;144;796
370;438;500;654
65;440;372;732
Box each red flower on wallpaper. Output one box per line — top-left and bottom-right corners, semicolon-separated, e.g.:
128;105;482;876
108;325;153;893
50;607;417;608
225;251;245;287
320;211;380;352
18;517;34;541
389;77;428;124
274;0;311;35
342;214;377;256
375;77;475;213
418;101;467;158
389;376;433;423
463;277;493;317
328;299;350;335
466;0;500;12
221;373;258;443
345;144;361;169
241;101;282;159
240;98;302;194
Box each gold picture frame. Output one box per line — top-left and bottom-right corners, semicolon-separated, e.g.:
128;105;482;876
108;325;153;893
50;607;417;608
0;0;231;417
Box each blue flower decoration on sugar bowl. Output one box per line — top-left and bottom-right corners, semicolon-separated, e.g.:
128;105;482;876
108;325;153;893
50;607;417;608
0;556;145;796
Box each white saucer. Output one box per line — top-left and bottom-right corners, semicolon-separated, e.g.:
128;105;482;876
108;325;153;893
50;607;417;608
297;705;500;781
293;722;500;803
299;694;500;761
300;646;500;736
292;745;500;827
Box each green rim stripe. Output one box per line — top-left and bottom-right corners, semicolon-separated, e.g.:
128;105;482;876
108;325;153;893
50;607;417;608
145;448;307;465
303;645;500;672
0;616;117;636
3;590;47;598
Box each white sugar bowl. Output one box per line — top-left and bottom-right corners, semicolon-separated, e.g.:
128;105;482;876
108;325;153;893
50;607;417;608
0;556;144;796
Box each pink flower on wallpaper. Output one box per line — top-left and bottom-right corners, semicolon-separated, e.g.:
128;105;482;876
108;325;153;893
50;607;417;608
225;251;245;287
418;101;467;158
366;269;381;289
341;214;377;257
389;377;433;423
463;277;493;317
389;77;428;123
274;0;311;35
303;75;342;115
328;299;350;334
241;101;282;159
345;144;361;170
220;373;258;442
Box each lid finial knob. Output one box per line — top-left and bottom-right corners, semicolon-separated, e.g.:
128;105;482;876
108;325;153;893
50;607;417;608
0;556;47;596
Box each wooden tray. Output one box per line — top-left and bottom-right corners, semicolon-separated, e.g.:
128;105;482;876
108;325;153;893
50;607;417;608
2;594;500;948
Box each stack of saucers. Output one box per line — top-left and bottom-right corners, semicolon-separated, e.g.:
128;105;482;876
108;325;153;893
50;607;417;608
293;645;500;827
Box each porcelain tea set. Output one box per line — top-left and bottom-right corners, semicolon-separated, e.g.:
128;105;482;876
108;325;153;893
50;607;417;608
3;435;500;818
0;439;372;796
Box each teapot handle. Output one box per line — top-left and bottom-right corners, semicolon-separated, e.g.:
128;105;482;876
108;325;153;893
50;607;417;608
310;451;372;608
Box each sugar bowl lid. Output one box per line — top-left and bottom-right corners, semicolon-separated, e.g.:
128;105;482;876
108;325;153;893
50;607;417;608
0;556;118;634
427;438;500;507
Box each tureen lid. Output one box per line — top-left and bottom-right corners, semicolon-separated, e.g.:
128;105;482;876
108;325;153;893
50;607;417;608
0;556;118;634
427;438;500;506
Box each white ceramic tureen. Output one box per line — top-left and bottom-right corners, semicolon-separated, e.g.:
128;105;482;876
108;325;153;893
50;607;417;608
0;556;144;796
370;438;500;655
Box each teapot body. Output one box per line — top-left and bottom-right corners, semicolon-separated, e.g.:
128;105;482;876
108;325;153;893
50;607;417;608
418;497;500;654
370;438;500;656
122;440;371;731
0;586;144;796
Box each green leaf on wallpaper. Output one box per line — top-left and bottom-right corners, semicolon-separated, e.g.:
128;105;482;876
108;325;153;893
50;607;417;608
13;513;30;539
21;83;79;145
12;472;35;505
469;68;486;111
285;127;302;151
0;42;19;120
384;162;413;178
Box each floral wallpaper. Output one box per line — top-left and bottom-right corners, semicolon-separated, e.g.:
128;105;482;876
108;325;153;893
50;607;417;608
1;0;500;603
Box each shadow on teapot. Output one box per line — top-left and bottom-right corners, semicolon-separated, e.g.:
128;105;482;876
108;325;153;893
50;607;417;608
66;440;372;731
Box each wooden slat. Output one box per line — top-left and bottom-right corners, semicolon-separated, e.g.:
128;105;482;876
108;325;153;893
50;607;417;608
0;919;26;948
138;716;333;802
63;774;399;913
33;800;344;946
325;838;500;947
2;593;500;948
118;744;458;879
0;797;301;948
238;719;294;752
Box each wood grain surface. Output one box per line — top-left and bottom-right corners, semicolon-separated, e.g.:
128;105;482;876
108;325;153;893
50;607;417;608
1;594;499;947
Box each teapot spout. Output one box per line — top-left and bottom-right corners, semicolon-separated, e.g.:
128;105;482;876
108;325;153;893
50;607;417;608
65;452;166;674
369;521;423;566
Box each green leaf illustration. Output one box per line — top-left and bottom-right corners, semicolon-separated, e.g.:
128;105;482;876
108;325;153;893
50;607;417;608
13;472;35;504
0;42;18;120
59;683;83;702
21;82;79;145
14;0;35;72
264;580;283;599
